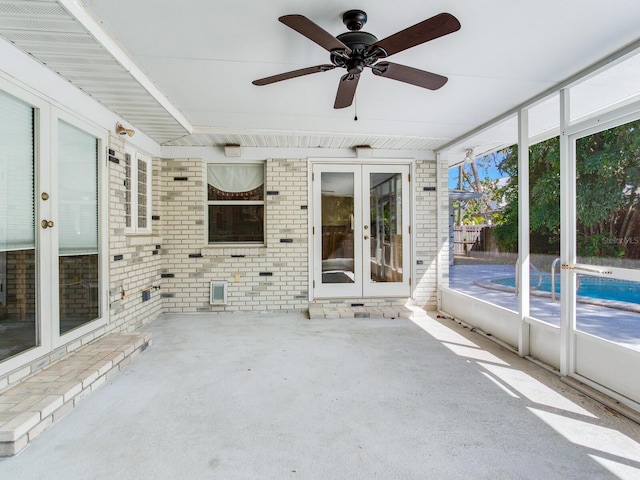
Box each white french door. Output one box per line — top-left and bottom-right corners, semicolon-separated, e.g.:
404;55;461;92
312;163;411;298
0;83;107;375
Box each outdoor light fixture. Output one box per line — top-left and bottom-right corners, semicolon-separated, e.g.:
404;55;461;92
116;122;135;137
464;148;474;164
355;145;372;158
224;144;242;157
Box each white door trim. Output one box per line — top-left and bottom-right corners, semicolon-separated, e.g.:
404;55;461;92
309;159;412;300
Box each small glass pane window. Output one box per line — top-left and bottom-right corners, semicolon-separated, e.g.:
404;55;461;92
137;159;148;230
124;153;132;229
124;150;151;234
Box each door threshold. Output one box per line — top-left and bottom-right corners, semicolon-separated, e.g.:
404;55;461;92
308;303;414;320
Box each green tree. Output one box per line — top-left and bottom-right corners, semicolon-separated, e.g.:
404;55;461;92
492;119;640;259
575;122;640;258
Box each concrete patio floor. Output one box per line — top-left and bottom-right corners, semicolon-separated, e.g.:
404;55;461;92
1;312;639;479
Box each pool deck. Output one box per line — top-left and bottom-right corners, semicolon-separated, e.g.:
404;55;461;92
449;264;640;351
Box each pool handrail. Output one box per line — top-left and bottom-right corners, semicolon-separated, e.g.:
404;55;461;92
551;257;561;302
515;257;544;297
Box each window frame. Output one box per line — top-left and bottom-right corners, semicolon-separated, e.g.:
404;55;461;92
124;148;152;235
206;161;265;245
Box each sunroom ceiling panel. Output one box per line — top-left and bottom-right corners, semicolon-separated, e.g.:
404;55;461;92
0;0;71;21
0;0;190;144
161;131;449;151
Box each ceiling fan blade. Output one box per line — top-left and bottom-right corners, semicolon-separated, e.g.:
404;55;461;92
368;12;460;57
372;62;448;90
252;64;335;86
334;73;360;109
280;15;352;54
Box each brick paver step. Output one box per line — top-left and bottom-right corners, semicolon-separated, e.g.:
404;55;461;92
0;332;151;457
308;303;418;320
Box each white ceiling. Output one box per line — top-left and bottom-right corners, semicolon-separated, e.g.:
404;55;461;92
2;0;640;161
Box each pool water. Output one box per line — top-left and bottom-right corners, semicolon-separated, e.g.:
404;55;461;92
494;275;640;305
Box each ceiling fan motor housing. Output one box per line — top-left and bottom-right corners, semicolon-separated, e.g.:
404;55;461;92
336;31;378;51
330;31;380;73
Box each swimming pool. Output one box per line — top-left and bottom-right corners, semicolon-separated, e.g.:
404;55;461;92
492;275;640;305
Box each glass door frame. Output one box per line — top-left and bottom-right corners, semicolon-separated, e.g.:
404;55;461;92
0;78;51;376
50;109;109;350
562;105;640;375
362;164;411;297
312;163;363;298
309;159;413;300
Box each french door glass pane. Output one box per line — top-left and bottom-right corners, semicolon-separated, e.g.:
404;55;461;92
58;121;99;335
321;172;355;284
369;172;403;283
0;91;37;361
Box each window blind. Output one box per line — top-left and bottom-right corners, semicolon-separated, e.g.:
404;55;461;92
0;90;34;252
58;121;98;255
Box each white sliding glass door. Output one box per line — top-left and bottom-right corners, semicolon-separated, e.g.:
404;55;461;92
0;90;38;362
56;120;100;335
0;85;106;374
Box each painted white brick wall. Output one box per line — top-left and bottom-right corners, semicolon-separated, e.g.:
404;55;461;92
156;155;443;313
159;158;309;313
412;159;444;310
107;134;163;330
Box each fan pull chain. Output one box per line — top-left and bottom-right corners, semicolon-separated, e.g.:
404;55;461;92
354;95;358;121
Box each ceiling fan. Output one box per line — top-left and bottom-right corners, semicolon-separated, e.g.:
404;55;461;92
252;10;461;109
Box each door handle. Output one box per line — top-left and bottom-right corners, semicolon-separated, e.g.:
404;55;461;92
41;220;54;229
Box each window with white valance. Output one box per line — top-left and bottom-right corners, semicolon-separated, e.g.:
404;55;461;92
207;163;264;243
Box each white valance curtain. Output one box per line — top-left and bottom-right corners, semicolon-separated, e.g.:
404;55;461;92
207;164;263;193
0;90;34;252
